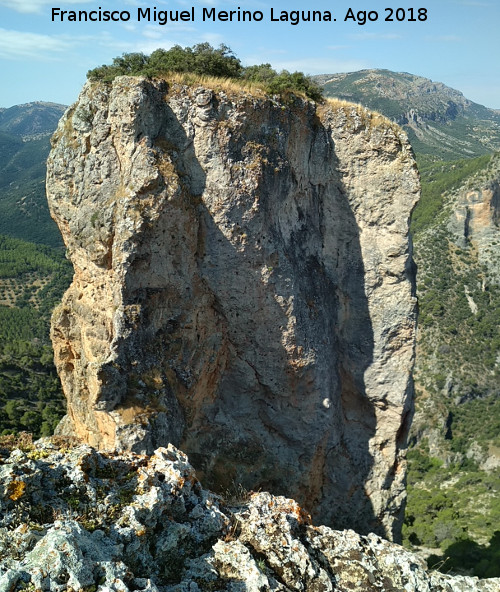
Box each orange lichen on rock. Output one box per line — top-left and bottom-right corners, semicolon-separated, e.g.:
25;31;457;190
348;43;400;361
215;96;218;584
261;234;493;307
7;479;26;501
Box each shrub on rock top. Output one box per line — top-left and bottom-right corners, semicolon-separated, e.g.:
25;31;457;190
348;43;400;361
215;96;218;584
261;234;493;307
87;43;324;102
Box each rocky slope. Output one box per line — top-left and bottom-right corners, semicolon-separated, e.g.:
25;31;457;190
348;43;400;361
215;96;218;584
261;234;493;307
46;76;419;541
447;155;500;282
0;439;499;592
317;70;500;159
314;68;500;560
403;153;500;555
413;152;500;457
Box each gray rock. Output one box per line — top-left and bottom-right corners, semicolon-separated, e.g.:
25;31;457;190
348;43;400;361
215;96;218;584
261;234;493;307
47;77;420;540
0;443;498;592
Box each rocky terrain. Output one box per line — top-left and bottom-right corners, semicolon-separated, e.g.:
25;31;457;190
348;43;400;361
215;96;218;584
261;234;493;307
447;155;500;282
0;437;499;592
403;154;500;559
1;67;498;583
317;70;500;159
317;71;500;567
46;76;420;541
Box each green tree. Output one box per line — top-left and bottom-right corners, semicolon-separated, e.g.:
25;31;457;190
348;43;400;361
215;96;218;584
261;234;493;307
87;44;323;103
266;70;324;102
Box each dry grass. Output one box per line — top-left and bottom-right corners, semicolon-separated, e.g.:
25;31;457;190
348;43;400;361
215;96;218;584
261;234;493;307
0;431;34;452
0;432;81;453
163;72;269;99
163;75;402;136
319;97;401;133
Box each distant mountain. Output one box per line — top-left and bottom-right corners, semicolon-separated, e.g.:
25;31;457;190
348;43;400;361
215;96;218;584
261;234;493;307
0;101;66;139
316;70;500;159
0;102;66;247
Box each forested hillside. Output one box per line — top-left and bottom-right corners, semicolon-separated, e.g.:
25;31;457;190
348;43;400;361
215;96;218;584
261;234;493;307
0;235;72;436
0;103;65;247
405;155;500;577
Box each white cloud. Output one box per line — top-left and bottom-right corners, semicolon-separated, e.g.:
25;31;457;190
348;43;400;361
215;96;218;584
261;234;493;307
0;0;94;13
200;32;224;45
429;35;462;42
349;33;403;40
142;27;164;40
0;28;70;58
269;57;369;75
132;38;176;54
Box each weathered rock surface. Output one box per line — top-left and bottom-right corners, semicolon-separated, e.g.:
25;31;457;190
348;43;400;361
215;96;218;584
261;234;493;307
47;77;419;540
448;153;500;282
0;442;498;592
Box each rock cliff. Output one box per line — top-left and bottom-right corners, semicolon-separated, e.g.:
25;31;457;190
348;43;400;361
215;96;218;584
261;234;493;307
0;440;498;592
46;77;419;541
447;154;500;283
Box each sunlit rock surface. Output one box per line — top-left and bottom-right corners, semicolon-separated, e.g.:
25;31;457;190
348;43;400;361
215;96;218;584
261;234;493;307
0;442;498;592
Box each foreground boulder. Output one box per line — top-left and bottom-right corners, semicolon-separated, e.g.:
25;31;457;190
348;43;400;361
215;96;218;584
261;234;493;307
47;77;420;540
0;442;498;592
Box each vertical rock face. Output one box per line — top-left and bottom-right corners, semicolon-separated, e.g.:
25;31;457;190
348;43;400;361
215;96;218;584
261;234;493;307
447;157;500;283
47;77;419;541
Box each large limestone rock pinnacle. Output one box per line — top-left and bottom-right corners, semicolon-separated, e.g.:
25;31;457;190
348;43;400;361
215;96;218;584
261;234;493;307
47;77;420;541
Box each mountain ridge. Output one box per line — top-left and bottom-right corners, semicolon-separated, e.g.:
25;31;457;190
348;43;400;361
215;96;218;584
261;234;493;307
316;69;500;159
0;101;66;139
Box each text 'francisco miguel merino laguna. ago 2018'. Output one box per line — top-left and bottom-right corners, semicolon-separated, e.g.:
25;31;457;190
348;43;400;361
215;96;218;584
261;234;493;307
51;6;429;26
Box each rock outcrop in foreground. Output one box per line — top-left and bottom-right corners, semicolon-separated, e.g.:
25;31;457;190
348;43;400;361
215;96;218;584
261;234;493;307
47;77;419;540
0;442;498;592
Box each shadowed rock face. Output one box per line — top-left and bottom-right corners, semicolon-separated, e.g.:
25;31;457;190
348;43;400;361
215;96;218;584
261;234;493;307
46;77;419;541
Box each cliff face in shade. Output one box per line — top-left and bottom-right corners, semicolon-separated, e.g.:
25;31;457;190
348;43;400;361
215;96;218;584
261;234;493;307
46;77;420;541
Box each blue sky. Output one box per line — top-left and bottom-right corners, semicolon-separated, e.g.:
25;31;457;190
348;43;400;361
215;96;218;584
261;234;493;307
0;0;499;108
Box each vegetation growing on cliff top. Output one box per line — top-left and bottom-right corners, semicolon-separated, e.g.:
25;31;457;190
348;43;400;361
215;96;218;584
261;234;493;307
87;43;324;103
